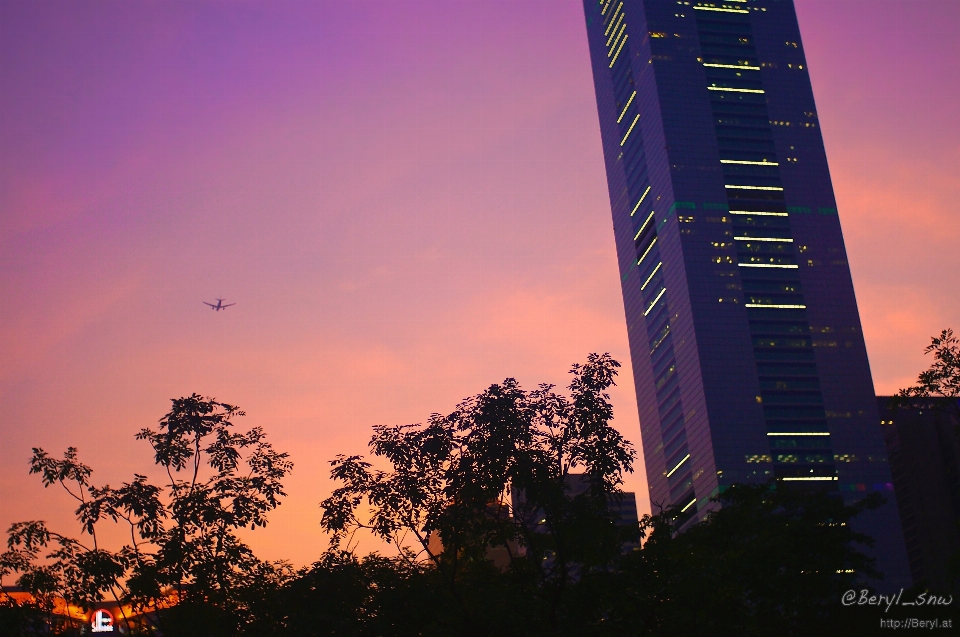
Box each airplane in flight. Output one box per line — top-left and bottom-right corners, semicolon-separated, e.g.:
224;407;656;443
204;299;235;311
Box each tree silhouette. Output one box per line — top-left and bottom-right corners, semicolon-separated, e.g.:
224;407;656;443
603;483;883;636
0;394;293;635
895;328;960;420
320;353;635;633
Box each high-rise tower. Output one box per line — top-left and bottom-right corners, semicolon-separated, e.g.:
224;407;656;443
582;0;909;586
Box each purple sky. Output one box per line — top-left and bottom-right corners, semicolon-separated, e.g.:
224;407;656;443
2;0;958;566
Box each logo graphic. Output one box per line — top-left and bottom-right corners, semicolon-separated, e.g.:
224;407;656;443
91;609;114;632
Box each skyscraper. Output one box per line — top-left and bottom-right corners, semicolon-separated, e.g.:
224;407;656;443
582;0;910;586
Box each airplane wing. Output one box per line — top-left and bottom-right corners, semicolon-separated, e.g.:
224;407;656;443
204;302;216;308
222;303;235;308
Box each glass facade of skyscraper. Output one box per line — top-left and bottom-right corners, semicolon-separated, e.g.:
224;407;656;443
582;0;910;587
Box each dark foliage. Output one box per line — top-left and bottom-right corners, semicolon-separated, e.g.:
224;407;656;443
2;362;928;636
319;353;635;633
602;484;884;636
1;395;293;635
894;328;960;421
236;484;890;637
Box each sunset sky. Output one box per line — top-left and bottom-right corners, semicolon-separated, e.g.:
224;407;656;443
2;0;958;567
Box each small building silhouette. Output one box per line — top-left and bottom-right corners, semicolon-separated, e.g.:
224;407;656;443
878;397;960;591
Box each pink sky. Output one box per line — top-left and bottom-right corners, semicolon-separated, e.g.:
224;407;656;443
2;0;958;567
